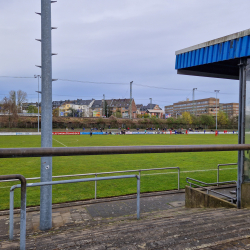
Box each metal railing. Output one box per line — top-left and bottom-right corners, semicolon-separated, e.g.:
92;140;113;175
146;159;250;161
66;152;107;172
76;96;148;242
186;177;237;203
0;144;247;249
2;167;180;200
9;174;140;242
217;163;237;185
0;175;26;250
0;144;250;158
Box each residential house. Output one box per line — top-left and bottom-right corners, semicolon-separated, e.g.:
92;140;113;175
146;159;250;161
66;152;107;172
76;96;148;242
59;99;94;117
139;103;163;118
146;109;164;118
91;100;103;117
136;104;143;115
91;98;137;118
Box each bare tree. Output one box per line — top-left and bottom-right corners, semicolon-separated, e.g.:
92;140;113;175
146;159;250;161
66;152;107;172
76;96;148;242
1;90;27;127
8;90;17;116
17;90;27;112
9;90;16;105
2;97;12;114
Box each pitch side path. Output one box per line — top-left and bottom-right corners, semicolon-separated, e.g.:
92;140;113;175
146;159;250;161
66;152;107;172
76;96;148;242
1;189;250;250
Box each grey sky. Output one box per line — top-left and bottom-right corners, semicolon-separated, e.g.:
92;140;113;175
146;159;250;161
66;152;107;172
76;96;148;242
1;0;249;108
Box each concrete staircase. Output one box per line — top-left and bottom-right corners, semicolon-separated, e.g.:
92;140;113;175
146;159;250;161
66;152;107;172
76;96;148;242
2;207;250;249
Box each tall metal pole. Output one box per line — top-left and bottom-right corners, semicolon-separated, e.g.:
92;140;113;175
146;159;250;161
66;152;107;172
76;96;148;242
40;0;53;230
34;75;41;132
103;94;105;117
38;76;40;132
192;88;197;115
130;81;133;119
214;90;220;130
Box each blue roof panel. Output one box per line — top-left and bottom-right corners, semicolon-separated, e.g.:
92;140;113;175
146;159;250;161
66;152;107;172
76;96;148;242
175;34;250;70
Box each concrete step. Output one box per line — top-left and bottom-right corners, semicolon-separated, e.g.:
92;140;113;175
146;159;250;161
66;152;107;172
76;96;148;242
2;207;250;249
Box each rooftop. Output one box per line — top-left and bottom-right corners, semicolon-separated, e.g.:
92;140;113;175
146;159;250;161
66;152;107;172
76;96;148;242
175;28;250;80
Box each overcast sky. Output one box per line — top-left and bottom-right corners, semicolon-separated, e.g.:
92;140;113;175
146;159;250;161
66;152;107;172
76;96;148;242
1;0;250;108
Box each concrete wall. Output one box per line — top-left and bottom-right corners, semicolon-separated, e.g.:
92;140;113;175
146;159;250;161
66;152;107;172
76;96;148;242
241;183;250;208
185;186;236;208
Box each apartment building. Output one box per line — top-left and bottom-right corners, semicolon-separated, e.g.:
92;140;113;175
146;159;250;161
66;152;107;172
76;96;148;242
165;98;239;118
165;98;219;117
220;103;239;117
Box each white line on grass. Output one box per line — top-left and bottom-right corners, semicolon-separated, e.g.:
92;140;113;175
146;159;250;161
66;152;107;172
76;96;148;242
52;138;67;147
142;167;237;176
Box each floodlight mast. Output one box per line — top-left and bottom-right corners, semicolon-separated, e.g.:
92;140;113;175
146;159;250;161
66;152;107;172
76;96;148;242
214;90;220;130
36;0;57;231
34;75;41;133
130;81;133;119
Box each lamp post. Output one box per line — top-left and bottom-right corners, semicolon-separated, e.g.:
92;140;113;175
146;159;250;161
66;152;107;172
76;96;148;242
192;88;197;115
214;90;220;130
34;75;41;132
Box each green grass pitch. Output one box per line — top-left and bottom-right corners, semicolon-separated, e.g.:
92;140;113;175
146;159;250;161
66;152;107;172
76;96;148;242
0;134;238;210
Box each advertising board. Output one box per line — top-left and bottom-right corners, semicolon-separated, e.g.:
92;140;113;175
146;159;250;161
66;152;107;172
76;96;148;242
52;132;80;135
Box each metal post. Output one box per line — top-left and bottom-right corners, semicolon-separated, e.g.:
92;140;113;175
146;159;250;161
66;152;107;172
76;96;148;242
20;178;26;250
0;175;26;250
10;175;138;241
38;76;40;132
95;173;97;199
177;167;180;190
137;175;140;219
214;90;220;130
217;164;219;186
103;94;105;117
9;189;14;240
130;81;133;119
192;88;197;115
237;58;247;209
34;75;41;132
40;0;53;230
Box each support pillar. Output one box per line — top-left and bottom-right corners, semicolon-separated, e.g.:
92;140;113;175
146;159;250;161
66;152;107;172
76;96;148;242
40;0;52;230
237;58;246;208
240;58;250;208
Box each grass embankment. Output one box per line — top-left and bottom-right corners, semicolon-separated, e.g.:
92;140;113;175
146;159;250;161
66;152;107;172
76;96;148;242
0;134;238;210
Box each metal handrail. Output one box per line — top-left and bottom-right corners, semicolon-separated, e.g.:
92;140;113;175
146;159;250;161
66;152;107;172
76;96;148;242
0;175;26;250
1;167;180;199
9;174;140;241
217;163;237;185
186;177;237;202
0;144;250;158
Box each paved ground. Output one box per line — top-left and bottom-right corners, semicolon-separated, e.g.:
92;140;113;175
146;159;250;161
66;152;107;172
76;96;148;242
0;191;185;238
1;187;250;249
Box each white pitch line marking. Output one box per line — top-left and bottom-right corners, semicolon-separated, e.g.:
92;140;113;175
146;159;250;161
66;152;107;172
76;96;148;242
142;167;237;176
53;138;67;147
